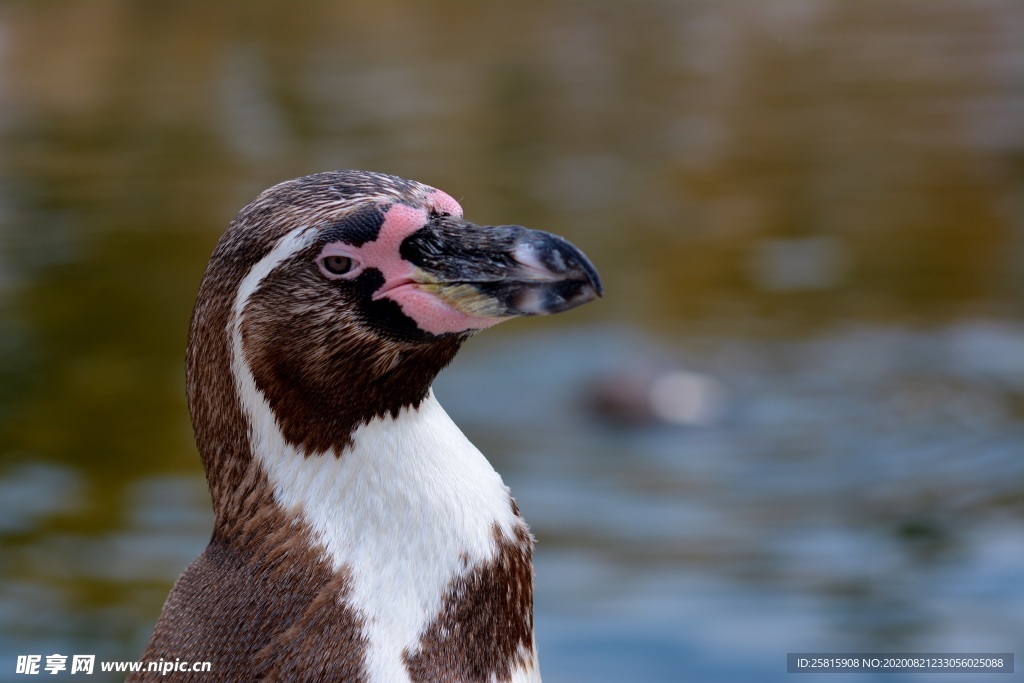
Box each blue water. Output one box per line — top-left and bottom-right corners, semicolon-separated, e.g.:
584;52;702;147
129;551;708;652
438;324;1024;682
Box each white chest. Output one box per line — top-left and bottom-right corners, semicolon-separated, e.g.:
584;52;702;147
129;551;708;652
259;394;524;679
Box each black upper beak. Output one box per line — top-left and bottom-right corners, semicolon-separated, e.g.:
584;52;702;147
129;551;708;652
400;215;602;318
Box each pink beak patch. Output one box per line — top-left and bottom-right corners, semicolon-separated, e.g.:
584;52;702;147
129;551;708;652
330;190;504;336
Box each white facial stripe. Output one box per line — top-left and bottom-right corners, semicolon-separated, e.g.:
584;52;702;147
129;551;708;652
228;228;530;683
232;226;319;322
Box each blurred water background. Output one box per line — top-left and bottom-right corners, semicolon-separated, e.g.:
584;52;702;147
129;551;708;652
1;1;1023;681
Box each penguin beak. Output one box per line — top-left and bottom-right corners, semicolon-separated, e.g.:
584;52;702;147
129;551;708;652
400;215;603;319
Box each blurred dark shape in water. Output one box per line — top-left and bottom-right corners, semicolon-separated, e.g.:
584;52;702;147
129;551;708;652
586;365;729;428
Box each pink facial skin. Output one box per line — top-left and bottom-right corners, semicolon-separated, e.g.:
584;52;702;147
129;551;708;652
318;190;505;336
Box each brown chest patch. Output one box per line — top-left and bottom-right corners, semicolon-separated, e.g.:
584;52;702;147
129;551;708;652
404;523;535;683
129;478;368;683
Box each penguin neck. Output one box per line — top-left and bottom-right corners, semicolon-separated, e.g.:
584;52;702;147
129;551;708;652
242;381;523;563
249;388;523;576
187;307;466;532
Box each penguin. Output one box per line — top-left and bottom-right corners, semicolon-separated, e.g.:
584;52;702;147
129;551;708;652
130;170;602;683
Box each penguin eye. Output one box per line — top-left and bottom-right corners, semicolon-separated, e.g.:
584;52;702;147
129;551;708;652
323;255;354;275
317;251;362;280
